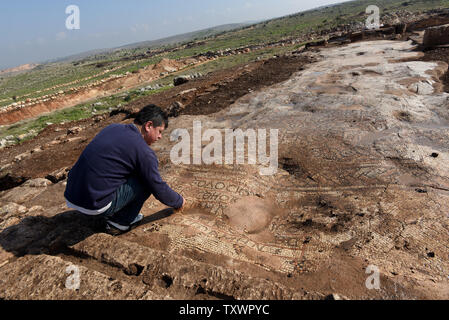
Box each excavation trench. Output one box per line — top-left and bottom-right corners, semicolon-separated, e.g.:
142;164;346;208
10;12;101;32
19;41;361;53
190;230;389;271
420;46;449;93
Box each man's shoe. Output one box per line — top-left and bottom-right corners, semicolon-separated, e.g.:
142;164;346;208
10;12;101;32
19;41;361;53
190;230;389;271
105;223;127;236
105;214;144;235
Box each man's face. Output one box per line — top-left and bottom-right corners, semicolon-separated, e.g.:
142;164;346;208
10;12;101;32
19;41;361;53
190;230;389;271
142;121;165;146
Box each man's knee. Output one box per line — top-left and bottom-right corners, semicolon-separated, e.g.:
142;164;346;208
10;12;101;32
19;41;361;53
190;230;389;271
127;176;151;200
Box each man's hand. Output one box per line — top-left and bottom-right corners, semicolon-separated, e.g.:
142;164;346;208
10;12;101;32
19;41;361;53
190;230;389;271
174;197;186;213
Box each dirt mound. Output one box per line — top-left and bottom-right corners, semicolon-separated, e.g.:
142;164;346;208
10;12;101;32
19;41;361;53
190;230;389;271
223;196;279;234
0;63;38;76
152;58;185;73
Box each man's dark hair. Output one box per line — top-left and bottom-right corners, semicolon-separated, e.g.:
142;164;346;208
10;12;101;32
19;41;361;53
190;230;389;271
134;104;168;129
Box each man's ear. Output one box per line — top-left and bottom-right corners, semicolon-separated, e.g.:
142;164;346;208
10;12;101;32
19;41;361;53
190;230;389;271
144;121;153;131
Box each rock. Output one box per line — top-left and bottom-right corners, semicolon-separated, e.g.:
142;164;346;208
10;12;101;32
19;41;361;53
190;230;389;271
204;86;218;93
93;114;107;123
0;203;28;217
179;88;197;96
45;167;70;184
27;205;44;216
190;73;202;79
423;24;449;48
30;146;43;154
17;134;29;142
407;81;434;95
0;164;12;172
0;255;162;300
325;293;349;300
163;66;178;73
65;137;83;144
173;76;190;86
166;101;185;118
47;140;60;146
67;126;82;135
2;217;20;229
1;181;50;204
14;152;31;163
0;260;9;268
22;178;52;188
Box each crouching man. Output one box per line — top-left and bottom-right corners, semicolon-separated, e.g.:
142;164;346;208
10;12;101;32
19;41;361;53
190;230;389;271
64;104;185;235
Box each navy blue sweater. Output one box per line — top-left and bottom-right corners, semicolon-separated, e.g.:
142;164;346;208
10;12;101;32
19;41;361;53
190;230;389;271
64;123;183;210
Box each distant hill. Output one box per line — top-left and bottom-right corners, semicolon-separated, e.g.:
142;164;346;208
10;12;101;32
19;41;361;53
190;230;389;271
0;63;39;76
43;48;116;65
118;22;254;50
47;22;254;65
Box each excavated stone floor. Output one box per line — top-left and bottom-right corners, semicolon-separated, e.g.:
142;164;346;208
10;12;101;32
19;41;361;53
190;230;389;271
0;39;448;300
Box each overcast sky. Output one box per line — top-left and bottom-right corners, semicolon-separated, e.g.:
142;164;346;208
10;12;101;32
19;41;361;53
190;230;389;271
0;0;349;70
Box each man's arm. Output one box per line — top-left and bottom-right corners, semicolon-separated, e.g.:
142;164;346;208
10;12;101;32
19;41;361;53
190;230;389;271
137;148;184;209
